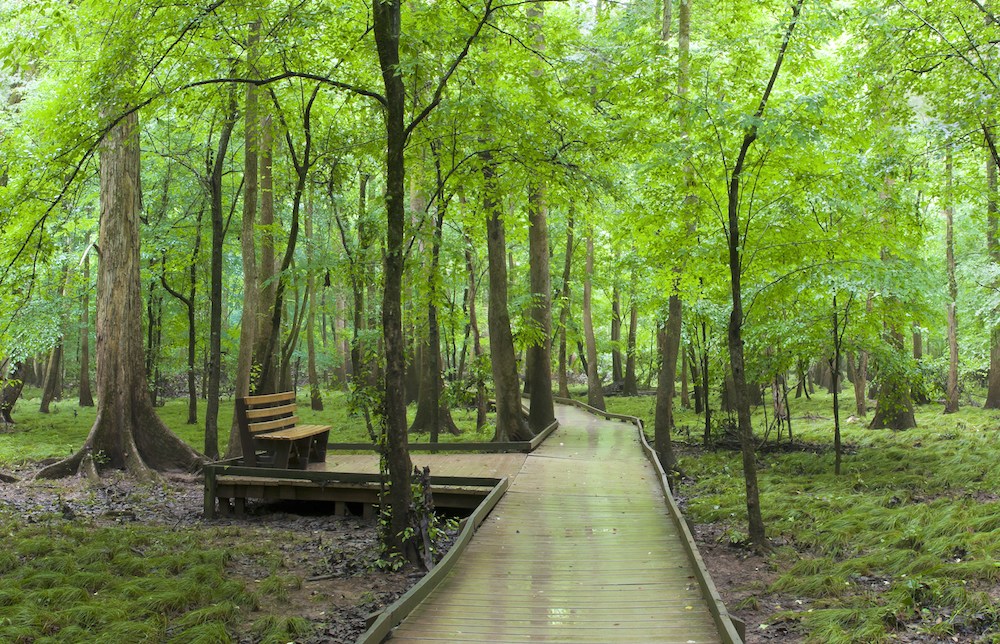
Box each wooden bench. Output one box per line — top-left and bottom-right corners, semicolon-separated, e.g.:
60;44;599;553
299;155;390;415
235;392;330;469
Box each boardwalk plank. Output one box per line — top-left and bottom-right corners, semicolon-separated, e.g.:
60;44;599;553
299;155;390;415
387;404;724;643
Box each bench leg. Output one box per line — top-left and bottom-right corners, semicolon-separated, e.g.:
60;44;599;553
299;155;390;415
233;497;246;516
310;431;329;463
271;442;292;469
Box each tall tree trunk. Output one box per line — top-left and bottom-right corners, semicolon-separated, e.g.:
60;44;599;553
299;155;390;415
722;0;804;551
985;141;1000;408
831;295;843;475
611;285;623;383
374;0;417;562
465;240;488;429
852;350;868;416
623;285;639;396
583;234;605;410
1;362;26;424
557;206;575;398
306;197;323;411
944;144;959;413
911;325;930;405
526;180;555;430
482;152;532;441
162;207;203;426
655;294;682;486
38;110;203;480
227;31;260;457
409;167;460;438
254;113;278;393
205;97;237;461
350;171;370;385
870;327;917;429
79;242;95;408
145;269;162;407
39;343;63;414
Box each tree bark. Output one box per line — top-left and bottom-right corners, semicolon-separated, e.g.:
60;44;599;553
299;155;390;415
985;141;1000;408
482;151;532;441
161;207;202;426
851;350;868;416
654;294;681;486
465;240;488;429
1;362;26;424
37;110;203;480
409;162;460;438
722;0;805;551
525;181;555;430
583;234;605;410
254;113;278;393
305;197;323;411
557;206;575;398
79;242;94;408
944;144;959;413
611;285;623;383
227;31;260;457
374;0;417;561
205;97;237;461
623;286;639;396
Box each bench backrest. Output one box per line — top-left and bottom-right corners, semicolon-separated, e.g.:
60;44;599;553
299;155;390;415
235;391;298;465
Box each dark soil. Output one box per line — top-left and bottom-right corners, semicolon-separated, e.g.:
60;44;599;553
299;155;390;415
0;465;429;643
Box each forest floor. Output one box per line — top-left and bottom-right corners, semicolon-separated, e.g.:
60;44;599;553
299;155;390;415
0;462;429;643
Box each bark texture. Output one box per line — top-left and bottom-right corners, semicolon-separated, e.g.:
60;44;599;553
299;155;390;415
583;234;605;411
525;181;555;431
483;153;532;441
37;111;203;480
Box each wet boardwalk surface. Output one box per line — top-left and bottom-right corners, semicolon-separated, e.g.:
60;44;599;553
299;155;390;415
387;403;723;643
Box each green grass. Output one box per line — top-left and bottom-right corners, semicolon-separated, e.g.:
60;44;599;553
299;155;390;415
0;387;497;466
0;512;264;643
606;388;1000;642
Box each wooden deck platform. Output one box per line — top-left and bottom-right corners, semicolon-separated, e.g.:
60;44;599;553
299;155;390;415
371;403;741;643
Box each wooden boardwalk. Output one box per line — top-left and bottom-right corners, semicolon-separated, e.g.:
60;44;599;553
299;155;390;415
385;403;729;643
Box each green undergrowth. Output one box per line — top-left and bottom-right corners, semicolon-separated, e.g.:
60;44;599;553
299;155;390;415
0;389;495;466
606;391;1000;643
0;511;312;643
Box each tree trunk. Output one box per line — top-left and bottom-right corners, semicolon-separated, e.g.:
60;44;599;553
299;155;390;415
870;327;917;429
254;113;278;393
374;0;418;562
205;97;237;461
227;32;260;458
944;144;959;413
350;171;370;385
306;197;323;411
79;242;94;408
985;143;1000;408
654;294;681;486
583;234;605;410
465;240;488;429
831;295;843;475
1;362;26;424
160;207;202;426
852;350;868;416
680;345;690;408
557;206;575;398
482;151;532;441
409;175;460;438
39;340;63;414
611;285;623;383
526;180;555;431
623;287;639;396
721;0;804;551
37;110;203;480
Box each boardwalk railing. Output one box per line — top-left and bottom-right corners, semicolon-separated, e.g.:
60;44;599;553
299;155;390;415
553;396;746;643
358;477;510;644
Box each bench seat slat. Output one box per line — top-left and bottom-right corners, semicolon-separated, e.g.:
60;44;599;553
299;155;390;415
243;391;296;406
249;415;300;434
258;424;331;441
244;403;297;420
